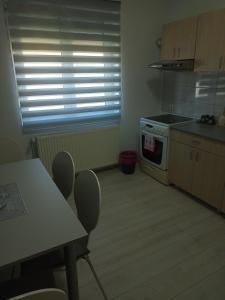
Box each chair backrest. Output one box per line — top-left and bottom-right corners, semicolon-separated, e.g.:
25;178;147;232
8;289;67;300
52;151;75;200
0;137;24;164
74;170;101;234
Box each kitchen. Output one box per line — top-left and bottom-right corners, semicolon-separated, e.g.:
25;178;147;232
139;6;225;214
121;2;225;299
1;1;225;300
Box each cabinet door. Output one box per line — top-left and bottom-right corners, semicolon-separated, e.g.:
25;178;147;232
160;22;177;60
192;151;225;209
169;141;194;193
221;174;225;213
217;157;225;211
160;17;197;60
195;9;225;72
175;16;197;60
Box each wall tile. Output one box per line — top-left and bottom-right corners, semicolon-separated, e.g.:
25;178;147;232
214;105;224;118
161;71;225;121
193;103;215;118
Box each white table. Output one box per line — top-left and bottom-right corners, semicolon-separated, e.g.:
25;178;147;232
0;159;87;300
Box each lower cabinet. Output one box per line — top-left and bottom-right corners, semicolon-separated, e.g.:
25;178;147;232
222;187;225;213
191;150;225;209
169;141;194;193
169;136;225;210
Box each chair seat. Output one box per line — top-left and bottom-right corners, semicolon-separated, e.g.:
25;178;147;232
0;270;55;300
7;288;67;300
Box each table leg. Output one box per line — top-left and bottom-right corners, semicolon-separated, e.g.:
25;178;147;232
64;245;79;300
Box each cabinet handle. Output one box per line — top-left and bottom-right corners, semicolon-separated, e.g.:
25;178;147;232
192;140;200;146
190;150;194;161
194;60;199;69
173;48;176;58
219;56;223;70
195;152;199;162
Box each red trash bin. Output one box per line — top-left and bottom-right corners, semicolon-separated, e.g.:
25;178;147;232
119;151;137;174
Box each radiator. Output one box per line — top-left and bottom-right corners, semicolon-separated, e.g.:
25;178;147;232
36;126;120;175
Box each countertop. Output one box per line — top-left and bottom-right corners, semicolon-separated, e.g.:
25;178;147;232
171;121;225;143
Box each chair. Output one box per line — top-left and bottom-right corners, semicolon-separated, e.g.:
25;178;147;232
52;151;75;199
0;137;24;164
22;170;108;300
21;151;75;275
74;170;108;300
8;289;67;300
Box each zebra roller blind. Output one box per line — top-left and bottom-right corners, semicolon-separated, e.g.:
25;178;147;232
6;0;121;133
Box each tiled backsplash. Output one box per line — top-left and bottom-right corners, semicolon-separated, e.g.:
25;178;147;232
161;71;225;120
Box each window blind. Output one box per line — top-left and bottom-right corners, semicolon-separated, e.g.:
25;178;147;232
6;0;121;133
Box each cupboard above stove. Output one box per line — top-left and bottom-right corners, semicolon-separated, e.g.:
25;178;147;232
160;16;197;61
160;8;225;72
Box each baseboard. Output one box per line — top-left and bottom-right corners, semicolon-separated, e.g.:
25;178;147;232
93;164;119;173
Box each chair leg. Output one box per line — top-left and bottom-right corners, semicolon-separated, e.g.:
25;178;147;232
82;255;109;300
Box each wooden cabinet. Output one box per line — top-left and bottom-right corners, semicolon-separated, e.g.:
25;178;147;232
169;130;225;210
195;9;225;72
169;141;193;193
221;183;225;213
160;22;177;60
191;151;225;209
160;8;225;71
160;17;197;60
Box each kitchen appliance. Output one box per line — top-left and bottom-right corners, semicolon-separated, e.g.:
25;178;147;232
198;115;216;125
218;109;225;127
146;59;194;71
140;114;193;184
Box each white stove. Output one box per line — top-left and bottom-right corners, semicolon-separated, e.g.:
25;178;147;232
140;114;193;173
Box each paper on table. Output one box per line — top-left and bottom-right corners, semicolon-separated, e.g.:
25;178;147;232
0;183;28;222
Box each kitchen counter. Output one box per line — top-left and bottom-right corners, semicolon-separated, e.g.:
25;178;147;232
171;121;225;143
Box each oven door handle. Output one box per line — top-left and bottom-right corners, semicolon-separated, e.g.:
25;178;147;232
142;130;167;140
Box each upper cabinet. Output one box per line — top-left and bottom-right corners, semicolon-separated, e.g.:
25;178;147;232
160;17;198;61
160;22;177;60
195;9;225;72
160;8;225;72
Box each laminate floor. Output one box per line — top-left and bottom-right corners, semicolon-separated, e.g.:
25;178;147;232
56;167;225;300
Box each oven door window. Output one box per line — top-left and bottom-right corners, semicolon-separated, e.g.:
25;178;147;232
141;134;163;165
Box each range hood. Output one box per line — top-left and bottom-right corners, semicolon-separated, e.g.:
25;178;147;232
147;59;194;71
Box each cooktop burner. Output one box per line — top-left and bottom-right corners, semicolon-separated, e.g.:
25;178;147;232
144;114;193;125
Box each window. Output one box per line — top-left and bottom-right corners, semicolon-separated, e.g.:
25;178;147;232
6;0;121;133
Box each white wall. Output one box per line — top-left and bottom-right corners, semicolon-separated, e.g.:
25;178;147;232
0;2;25;154
120;0;168;151
1;0;225;156
166;0;225;21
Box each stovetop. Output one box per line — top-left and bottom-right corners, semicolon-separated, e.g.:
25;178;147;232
143;114;193;125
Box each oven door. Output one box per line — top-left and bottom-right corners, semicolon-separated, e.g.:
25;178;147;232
140;130;168;170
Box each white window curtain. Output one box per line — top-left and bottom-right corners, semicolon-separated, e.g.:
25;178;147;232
5;0;121;133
